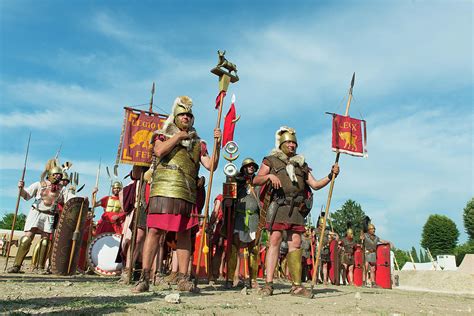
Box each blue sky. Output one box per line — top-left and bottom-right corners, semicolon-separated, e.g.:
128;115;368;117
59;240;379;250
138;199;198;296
0;0;472;250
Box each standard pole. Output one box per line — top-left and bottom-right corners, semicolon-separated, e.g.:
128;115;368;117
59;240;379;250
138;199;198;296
195;74;231;285
312;73;355;289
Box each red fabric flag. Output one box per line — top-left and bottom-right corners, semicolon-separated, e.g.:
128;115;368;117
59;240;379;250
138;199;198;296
331;114;367;157
215;90;227;109
222;101;236;147
119;109;167;166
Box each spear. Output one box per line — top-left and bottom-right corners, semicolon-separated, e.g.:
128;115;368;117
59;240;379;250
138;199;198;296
55;142;62;161
149;82;155;113
86;159;101;249
195;62;238;285
4;133;31;271
312;73;355;290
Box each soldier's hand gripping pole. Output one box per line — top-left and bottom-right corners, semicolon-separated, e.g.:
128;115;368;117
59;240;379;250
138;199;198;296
4;133;31;271
311;73;355;290
195;70;237;286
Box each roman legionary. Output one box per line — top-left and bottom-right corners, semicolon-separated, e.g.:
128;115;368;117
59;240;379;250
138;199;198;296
8;159;66;274
253;126;339;297
132;96;221;293
226;158;261;289
92;181;126;235
316;215;332;285
361;218;390;287
340;223;356;285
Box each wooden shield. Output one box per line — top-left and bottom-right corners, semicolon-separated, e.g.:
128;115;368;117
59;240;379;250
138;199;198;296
51;197;89;275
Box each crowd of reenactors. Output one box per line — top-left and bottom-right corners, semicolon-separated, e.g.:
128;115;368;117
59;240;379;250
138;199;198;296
3;95;391;298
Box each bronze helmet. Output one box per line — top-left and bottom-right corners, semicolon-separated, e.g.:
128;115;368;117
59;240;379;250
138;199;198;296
240;158;259;173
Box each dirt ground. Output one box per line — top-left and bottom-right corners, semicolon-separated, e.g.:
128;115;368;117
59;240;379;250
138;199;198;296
1;257;473;315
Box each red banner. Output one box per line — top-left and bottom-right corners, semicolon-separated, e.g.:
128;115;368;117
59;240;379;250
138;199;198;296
118;108;168;166
331;114;367;157
222;102;236;147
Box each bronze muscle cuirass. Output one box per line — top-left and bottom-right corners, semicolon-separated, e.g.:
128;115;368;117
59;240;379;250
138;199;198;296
105;197;121;213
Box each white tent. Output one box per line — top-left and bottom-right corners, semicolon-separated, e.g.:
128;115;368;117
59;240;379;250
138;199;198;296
401;262;440;271
436;255;457;271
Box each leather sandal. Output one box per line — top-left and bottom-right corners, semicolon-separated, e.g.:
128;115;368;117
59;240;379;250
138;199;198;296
258;283;274;296
290;285;314;298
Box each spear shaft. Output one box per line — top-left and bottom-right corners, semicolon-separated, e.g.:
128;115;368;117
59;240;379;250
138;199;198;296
312;73;355;289
4;133;31;271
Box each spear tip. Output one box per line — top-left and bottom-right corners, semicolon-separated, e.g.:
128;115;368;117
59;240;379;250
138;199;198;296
351;72;355;88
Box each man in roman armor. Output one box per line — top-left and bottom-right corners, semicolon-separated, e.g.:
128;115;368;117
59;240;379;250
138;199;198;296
224;158;261;288
7;159;66;274
340;223;355;285
316;216;333;285
132;96;221;293
92;181;126;235
361;217;390;287
253;126;339;297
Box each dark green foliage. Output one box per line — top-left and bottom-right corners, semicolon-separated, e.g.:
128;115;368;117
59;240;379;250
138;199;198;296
331;199;366;243
410;246;419;262
419;248;425;263
393;248;410;269
453;240;474;266
0;213;27;231
421;214;459;257
463;198;474;241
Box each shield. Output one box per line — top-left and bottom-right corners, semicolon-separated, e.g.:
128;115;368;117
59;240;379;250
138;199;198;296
353;244;363;287
88;233;123;276
51;197;89;275
375;243;392;289
328;239;340;285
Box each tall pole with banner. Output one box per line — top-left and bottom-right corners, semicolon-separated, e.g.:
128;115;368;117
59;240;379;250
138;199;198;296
312;73;368;290
195;50;239;286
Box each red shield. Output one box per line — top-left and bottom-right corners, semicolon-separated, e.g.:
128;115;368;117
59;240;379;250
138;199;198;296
375;243;392;289
353;244;363;287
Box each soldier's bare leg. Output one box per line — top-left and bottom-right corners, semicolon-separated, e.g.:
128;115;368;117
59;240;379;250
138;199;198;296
176;229;191;274
322;263;328;285
265;230;282;284
260;230;282;295
348;264;354;285
132;227;164;293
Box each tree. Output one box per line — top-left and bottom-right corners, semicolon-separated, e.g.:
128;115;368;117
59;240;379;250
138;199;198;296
0;213;27;231
453;240;474;266
331;199;366;243
410;246;419;262
421;214;459;257
419;248;425;263
393;248;410;269
463;198;474;241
